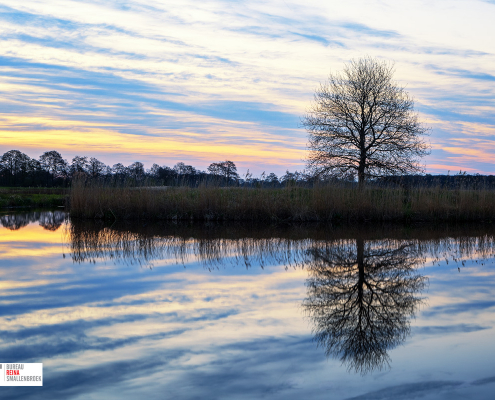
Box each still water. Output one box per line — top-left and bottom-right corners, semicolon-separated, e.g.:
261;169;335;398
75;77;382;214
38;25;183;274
1;211;495;399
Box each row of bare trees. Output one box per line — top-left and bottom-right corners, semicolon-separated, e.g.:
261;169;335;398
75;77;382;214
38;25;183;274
1;148;492;189
0;149;310;188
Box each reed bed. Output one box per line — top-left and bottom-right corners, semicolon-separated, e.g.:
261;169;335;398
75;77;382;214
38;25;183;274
69;181;495;222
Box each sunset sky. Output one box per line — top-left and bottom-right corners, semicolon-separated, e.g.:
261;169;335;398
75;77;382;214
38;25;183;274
1;0;494;176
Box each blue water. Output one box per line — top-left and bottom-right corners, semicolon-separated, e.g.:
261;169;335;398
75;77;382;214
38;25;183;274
1;212;495;399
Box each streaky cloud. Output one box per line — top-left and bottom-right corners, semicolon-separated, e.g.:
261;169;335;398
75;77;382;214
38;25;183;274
339;22;401;38
472;375;495;386
412;323;490;335
0;350;186;400
290;32;345;47
422;300;495;317
430;66;495;82
345;381;463;400
0;328;188;361
0;56;298;128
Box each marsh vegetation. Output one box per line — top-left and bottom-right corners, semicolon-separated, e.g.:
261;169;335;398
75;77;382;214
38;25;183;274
69;181;495;222
0;187;67;208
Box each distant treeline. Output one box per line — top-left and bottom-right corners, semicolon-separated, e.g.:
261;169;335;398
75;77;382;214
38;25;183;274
0;149;493;189
377;174;495;189
0;149;309;188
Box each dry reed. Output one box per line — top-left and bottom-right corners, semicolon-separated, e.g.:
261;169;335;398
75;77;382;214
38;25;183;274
69;180;495;222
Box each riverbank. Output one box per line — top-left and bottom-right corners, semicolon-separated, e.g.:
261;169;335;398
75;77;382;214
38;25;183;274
0;187;67;208
69;183;495;222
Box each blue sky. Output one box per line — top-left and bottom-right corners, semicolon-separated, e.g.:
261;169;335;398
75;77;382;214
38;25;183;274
0;0;494;175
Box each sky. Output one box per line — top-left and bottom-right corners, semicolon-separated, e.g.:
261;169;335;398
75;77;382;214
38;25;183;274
0;0;494;176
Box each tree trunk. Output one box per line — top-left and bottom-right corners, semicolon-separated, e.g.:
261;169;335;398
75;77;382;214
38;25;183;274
358;159;366;190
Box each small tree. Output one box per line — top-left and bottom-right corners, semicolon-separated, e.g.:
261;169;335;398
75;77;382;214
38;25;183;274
281;170;296;187
39;150;68;184
88;157;106;179
70;156;89;175
207;161;239;185
149;163;161;178
174;162;196;176
303;57;429;187
264;172;279;187
112;163;127;176
129;161;145;182
0;150;31;185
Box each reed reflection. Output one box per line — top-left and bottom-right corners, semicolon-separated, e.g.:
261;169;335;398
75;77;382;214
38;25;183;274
66;221;309;268
303;238;427;374
65;221;495;373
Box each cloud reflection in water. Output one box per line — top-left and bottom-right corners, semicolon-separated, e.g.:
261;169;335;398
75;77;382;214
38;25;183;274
65;219;495;374
1;213;495;398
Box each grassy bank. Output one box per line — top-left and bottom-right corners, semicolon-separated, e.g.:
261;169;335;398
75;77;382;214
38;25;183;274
69;182;495;222
0;187;67;208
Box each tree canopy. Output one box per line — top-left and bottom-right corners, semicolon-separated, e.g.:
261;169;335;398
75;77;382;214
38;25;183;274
303;57;430;186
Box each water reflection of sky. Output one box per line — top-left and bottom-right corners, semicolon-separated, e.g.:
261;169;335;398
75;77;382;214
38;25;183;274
1;213;495;399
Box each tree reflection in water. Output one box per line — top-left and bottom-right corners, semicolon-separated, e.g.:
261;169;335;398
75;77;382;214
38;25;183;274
63;221;495;374
0;213;31;230
303;238;427;374
0;211;66;231
39;211;66;231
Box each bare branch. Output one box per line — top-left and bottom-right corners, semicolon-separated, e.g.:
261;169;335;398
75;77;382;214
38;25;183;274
302;57;430;185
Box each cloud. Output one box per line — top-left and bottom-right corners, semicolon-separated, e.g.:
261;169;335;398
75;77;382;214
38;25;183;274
412;324;490;335
472;375;495;386
0;352;185;400
431;66;495;83
0;334;320;400
422;300;495;317
346;373;495;400
339;22;400;39
0;0;494;174
345;381;464;400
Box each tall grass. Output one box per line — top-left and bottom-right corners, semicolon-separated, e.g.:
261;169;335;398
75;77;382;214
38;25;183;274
69;180;495;222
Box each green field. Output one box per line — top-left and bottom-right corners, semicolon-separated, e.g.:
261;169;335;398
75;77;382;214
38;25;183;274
0;187;67;208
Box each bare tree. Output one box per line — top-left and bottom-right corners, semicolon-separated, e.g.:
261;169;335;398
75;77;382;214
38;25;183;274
174;162;196;176
129;161;145;182
303;57;429;187
70;156;89;175
0;150;31;184
39;150;69;182
207;161;239;184
88;157;106;178
264;172;279;187
112;163;127;176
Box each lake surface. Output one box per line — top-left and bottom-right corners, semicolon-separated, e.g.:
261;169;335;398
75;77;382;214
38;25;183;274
1;211;495;399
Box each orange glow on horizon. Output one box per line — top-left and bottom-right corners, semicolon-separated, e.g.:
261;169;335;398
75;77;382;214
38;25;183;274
0;126;306;167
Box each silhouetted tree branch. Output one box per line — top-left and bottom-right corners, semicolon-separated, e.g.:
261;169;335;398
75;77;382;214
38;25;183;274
303;57;430;187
